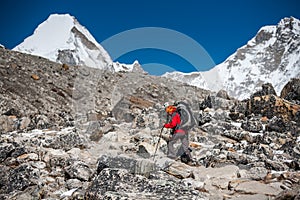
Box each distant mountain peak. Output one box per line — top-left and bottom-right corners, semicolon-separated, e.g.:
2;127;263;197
164;16;300;100
13;13;123;71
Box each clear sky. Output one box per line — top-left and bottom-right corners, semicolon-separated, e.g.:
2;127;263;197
0;0;299;75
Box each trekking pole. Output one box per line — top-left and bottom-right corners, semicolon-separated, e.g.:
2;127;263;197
153;127;164;162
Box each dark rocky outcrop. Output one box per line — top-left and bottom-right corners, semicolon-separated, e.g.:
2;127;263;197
251;83;277;97
280;78;300;105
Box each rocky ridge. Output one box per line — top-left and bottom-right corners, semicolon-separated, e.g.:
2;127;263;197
0;47;300;199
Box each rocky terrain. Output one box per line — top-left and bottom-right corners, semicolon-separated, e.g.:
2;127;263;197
0;46;300;199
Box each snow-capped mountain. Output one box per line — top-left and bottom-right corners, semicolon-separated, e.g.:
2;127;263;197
13;14;140;72
13;14;300;100
164;17;300;100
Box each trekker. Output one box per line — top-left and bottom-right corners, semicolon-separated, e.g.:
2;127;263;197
164;105;192;161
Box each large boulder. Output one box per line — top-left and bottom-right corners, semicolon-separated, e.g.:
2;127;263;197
97;154;155;178
280;78;300;105
0;164;40;194
85;168;204;200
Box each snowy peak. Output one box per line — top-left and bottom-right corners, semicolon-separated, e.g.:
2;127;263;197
164;17;300;100
110;60;145;73
248;16;300;49
277;16;300;36
13;14;112;69
219;16;300;99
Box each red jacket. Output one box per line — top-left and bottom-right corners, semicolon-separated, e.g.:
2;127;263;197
164;112;185;133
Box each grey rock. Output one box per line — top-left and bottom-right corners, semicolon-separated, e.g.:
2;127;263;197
280;78;300;104
43;129;87;151
240;167;269;181
0;115;18;133
2;164;40;194
19;117;31;130
97;155;154;178
0;143;14;162
65;161;93;181
200;95;235;111
216;89;231;100
198;111;212;126
230;194;270;200
234;180;282;196
241;118;263;132
85;168;204;200
66;178;84;190
274;185;300;200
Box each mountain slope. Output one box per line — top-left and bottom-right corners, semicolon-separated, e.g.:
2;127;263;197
1;46;300;200
164;17;300;100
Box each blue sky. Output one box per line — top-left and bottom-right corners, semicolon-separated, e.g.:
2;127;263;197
0;0;299;75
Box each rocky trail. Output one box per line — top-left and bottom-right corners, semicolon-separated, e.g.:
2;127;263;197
0;47;300;199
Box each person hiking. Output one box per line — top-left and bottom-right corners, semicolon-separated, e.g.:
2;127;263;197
163;105;192;161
